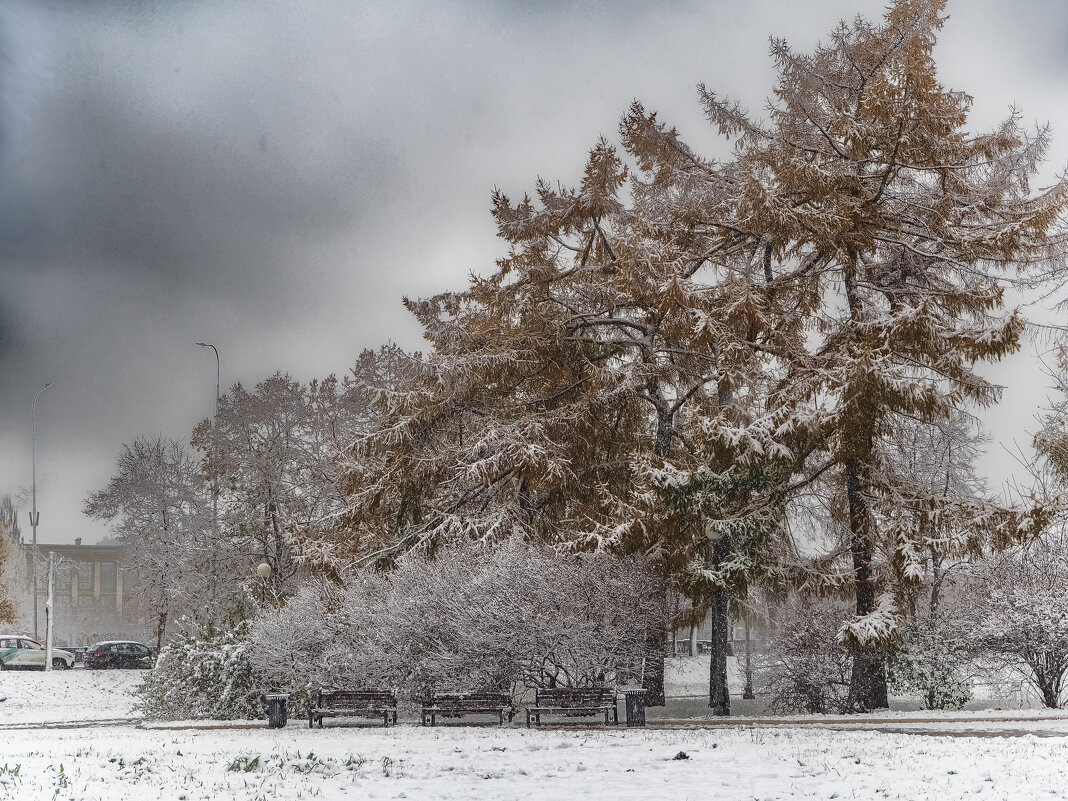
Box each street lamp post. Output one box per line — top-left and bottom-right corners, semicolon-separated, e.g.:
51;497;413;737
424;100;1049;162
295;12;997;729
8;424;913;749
31;381;53;639
256;562;272;605
195;342;220;526
196;342;221;613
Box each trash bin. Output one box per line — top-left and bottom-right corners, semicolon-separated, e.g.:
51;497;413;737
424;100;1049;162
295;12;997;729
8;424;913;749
264;693;289;729
623;689;647;727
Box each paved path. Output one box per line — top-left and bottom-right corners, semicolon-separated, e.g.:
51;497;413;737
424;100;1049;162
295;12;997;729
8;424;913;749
653;714;1068;737
656;714;1068;727
5;713;1068;738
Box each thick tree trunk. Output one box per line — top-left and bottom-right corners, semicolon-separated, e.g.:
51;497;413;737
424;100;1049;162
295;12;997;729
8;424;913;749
642;629;666;706
708;532;731;716
708;586;730;716
845;458;889;711
637;405;674;707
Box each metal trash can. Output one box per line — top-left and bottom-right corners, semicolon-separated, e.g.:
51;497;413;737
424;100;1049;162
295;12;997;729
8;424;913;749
264;693;289;728
623;689;647;727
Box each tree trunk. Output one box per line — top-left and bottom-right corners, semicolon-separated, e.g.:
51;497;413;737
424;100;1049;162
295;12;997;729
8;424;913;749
637;404;674;707
708;586;730;715
845;458;888;711
1031;651;1064;709
156;610;168;652
929;548;944;617
708;532;731;716
742;622;755;700
642;628;666;706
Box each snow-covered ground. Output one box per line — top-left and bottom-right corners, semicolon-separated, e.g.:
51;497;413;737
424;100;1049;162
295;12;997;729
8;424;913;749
0;668;141;724
4;665;1068;800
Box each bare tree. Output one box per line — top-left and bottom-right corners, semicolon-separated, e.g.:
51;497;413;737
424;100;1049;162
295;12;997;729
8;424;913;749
976;539;1068;708
193;370;370;598
84;435;224;647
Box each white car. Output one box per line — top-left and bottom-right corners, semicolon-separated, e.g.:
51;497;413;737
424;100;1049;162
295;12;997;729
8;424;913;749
0;635;75;670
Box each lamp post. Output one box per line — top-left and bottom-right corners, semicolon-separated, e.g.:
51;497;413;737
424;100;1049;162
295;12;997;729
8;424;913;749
194;342;220;423
196;342;221;612
256;562;272;605
195;342;220;521
31;381;53;639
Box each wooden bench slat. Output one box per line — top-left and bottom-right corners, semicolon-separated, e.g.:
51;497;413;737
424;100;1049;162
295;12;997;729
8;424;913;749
421;690;515;726
526;687;619;727
310;688;398;728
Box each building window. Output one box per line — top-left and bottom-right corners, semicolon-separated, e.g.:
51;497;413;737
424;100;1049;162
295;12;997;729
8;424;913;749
78;562;94;591
100;562;116;592
55;568;71;591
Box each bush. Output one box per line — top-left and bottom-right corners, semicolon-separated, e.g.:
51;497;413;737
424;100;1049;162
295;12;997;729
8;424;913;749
247;539;665;700
136;623;263;720
756;599;854;714
889;615;972;710
974;543;1068;708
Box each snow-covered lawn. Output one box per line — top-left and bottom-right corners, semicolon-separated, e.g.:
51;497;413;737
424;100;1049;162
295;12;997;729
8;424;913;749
4;668;1068;799
0;668;141;724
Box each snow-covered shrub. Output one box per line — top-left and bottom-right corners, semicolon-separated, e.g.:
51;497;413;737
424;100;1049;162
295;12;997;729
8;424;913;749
247;539;664;699
889;615;973;710
137;624;263;720
974;543;1068;708
756;599;854;714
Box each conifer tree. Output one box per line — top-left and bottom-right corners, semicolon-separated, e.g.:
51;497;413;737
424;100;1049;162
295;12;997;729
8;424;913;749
342;135;807;706
686;0;1067;708
341;0;1067;713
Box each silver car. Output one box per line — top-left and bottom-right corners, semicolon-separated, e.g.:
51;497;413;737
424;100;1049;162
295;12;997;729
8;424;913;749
0;635;75;670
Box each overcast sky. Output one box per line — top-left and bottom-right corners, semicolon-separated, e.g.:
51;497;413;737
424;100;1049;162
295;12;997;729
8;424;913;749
2;0;1067;545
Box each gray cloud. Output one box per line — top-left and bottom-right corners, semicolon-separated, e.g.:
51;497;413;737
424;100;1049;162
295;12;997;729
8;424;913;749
2;0;1067;542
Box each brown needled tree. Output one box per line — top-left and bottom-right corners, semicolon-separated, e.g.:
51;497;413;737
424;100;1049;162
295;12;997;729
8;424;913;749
695;0;1068;708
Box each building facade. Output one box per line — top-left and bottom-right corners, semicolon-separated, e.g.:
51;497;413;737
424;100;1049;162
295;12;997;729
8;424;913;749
22;540;151;646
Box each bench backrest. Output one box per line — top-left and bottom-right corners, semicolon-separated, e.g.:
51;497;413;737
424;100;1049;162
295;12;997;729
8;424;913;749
535;687;616;708
430;691;513;708
318;689;397;709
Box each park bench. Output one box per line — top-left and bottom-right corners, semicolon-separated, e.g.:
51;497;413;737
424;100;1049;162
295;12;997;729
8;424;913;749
421;691;515;726
526;686;618;727
308;688;398;728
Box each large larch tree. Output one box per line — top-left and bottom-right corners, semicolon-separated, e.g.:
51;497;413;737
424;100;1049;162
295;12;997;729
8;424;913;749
688;0;1067;708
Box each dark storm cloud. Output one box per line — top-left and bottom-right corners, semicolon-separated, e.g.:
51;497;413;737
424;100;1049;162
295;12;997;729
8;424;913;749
0;1;400;287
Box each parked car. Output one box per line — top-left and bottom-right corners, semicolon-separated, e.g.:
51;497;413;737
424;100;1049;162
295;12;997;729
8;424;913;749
83;641;154;669
0;635;75;670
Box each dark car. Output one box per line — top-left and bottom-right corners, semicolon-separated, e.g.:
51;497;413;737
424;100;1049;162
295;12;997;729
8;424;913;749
84;641;154;669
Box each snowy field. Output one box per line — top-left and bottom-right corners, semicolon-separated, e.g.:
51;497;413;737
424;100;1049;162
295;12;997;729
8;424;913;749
4;667;1068;800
